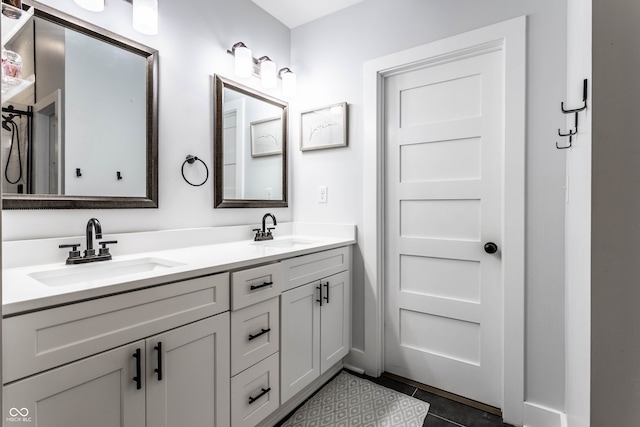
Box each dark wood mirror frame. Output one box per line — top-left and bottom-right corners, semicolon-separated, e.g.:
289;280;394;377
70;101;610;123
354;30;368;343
213;75;287;209
2;1;159;209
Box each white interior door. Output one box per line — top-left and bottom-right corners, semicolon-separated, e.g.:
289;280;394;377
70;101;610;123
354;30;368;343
384;49;504;407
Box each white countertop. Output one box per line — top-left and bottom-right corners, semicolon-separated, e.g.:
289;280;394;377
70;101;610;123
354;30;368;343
3;223;356;316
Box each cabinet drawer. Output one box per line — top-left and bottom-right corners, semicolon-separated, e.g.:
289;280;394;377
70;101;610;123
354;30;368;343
231;352;279;427
3;273;230;384
231;297;280;376
281;246;350;291
231;263;282;310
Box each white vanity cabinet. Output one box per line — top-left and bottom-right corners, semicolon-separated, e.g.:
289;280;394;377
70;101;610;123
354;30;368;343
280;247;351;403
3;273;230;427
2;238;355;427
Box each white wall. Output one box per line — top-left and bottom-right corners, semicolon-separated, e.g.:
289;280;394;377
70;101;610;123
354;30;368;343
3;0;292;240
591;1;640;425
564;1;591;426
290;0;568;413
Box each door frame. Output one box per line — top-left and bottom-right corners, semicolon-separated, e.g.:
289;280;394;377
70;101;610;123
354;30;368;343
361;16;526;425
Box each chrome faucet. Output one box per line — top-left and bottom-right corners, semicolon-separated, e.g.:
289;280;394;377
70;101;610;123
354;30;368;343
254;213;277;241
58;218;118;264
85;217;103;257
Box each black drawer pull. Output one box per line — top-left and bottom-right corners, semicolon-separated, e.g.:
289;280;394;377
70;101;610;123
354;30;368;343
248;387;271;404
154;342;163;381
250;281;273;291
316;284;323;306
248;328;271;341
133;349;142;390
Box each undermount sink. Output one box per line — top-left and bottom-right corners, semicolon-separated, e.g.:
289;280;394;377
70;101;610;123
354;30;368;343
28;257;185;287
251;238;317;249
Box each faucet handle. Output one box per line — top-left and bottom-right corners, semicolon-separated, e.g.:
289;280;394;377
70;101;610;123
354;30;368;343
59;243;82;260
253;228;264;241
99;240;118;256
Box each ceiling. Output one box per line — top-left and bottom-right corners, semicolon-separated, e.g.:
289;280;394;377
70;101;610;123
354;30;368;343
251;0;364;29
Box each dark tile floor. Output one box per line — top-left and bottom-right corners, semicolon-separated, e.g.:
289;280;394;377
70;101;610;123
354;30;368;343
348;371;514;427
276;369;514;427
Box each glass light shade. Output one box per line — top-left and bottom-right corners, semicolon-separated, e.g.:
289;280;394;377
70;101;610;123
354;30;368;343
261;59;277;88
132;0;158;35
281;71;296;97
74;0;104;12
234;46;253;78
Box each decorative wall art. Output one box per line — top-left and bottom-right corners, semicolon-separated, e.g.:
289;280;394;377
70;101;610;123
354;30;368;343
250;116;283;157
300;102;348;151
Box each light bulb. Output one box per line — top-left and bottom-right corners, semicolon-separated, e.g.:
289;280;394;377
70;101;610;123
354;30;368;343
261;58;277;88
74;0;104;12
133;0;158;35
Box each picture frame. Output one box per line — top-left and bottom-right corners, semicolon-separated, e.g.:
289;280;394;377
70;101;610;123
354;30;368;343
250;116;283;157
300;102;348;151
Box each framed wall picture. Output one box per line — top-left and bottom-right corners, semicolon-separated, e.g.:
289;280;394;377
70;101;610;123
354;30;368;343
300;102;348;151
250;116;283;157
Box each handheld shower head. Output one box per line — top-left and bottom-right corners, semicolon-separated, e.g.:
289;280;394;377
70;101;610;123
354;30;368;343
2;115;14;131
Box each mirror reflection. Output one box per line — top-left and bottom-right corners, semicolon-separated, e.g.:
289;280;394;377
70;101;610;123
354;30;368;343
1;4;158;209
214;75;287;208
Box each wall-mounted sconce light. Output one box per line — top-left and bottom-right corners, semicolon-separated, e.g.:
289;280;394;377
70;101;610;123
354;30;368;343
132;0;158;35
259;56;276;88
227;42;296;97
74;0;158;35
228;42;253;78
279;68;296;98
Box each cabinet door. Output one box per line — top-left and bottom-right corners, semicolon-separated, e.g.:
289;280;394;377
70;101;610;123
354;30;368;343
320;270;351;374
280;281;321;403
4;341;145;427
145;313;230;427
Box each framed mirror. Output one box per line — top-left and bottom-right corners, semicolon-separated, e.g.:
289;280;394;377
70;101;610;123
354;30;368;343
213;75;287;208
1;1;158;209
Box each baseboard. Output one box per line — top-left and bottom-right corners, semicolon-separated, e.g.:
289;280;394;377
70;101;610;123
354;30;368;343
524;402;566;427
343;348;366;373
255;363;343;427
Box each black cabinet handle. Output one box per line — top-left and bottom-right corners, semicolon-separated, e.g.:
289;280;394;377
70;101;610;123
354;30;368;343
248;328;271;341
324;282;330;304
154;342;163;381
248;387;271;404
250;281;273;291
133;349;142;390
316;284;323;306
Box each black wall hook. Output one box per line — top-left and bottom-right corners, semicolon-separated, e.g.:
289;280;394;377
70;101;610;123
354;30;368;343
561;79;588;114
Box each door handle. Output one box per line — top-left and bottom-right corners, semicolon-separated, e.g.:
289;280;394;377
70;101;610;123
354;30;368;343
316;284;323;306
154;342;163;381
133;348;142;390
484;242;498;254
324;281;330;304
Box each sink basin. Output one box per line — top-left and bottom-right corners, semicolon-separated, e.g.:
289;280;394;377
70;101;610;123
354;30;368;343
28;257;185;287
251;238;316;249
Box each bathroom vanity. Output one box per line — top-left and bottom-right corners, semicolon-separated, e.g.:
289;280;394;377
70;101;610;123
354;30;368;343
2;223;354;427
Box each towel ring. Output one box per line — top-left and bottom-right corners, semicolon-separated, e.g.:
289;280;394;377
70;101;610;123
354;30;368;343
181;155;209;187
